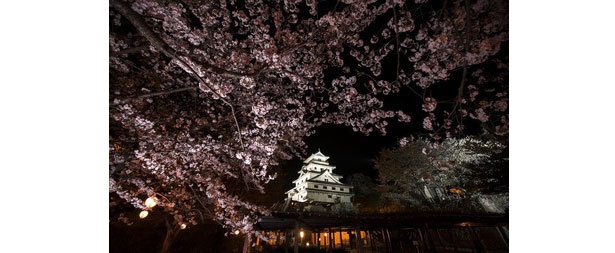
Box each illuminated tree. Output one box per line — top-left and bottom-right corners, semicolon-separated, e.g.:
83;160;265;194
109;0;508;238
375;135;506;206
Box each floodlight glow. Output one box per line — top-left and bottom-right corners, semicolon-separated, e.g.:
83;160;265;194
145;196;158;208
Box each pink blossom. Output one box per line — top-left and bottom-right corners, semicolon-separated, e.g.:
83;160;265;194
110;0;509;233
495;115;509;135
423;116;433;130
493;99;508;111
422;97;438;112
399;137;409;147
468;85;479;101
472;108;489;122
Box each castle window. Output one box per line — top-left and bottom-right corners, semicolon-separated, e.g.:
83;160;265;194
314;185;319;188
328;195;332;198
323;186;328;189
332;187;336;190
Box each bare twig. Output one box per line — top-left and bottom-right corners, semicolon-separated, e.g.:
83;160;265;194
186;183;221;226
393;8;401;82
434;0;471;136
138;87;197;99
110;45;149;57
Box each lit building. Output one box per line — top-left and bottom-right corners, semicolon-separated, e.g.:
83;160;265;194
285;151;354;203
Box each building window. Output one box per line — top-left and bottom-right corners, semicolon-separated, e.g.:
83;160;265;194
323;186;327;189
340;188;344;191
314;185;318;188
332;187;336;190
328;195;332;198
325;179;328;182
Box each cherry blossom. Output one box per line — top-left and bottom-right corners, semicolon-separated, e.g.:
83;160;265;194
109;0;508;237
422;97;438;112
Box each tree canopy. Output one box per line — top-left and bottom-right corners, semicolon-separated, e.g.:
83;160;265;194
375;135;508;206
109;0;508;234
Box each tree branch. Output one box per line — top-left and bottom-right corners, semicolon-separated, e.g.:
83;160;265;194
138;87;197;99
393;8;401;83
110;87;197;104
434;0;472;137
279;41;311;56
111;0;250;183
110;0;248;79
110;45;149;57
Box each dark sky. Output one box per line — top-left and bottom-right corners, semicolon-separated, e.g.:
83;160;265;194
278;72;467;182
280;121;412;184
275;38;509;184
266;4;509;196
276;73;466;184
273;92;421;196
306;125;394;178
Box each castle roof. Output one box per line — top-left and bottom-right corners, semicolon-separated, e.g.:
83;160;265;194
303;150;329;164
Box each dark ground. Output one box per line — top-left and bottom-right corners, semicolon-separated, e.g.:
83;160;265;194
110;219;244;253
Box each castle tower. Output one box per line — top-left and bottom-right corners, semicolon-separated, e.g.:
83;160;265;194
285;151;354;203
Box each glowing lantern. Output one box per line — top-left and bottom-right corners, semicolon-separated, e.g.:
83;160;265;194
139;210;149;219
449;188;462;195
180;223;187;229
234;230;240;235
299;231;304;238
306;242;310;246
144;196;158;208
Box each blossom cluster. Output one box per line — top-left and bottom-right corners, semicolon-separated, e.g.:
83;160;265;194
109;0;508;234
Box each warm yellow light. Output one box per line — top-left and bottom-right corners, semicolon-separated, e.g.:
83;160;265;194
234;230;240;235
144;196;158;208
324;233;328;236
299;231;304;238
139;210;149;219
180;223;187;229
306;242;310;246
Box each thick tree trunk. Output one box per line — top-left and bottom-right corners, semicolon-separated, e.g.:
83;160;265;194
242;234;251;253
160;219;176;253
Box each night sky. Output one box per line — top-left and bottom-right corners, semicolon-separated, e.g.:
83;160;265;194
305;125;397;178
280;115;416;187
278;39;510;184
277;37;508;188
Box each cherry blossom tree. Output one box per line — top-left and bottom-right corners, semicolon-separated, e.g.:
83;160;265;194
109;0;508;241
375;135;507;206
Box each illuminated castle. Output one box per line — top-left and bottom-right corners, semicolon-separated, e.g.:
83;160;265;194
285;151;353;203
